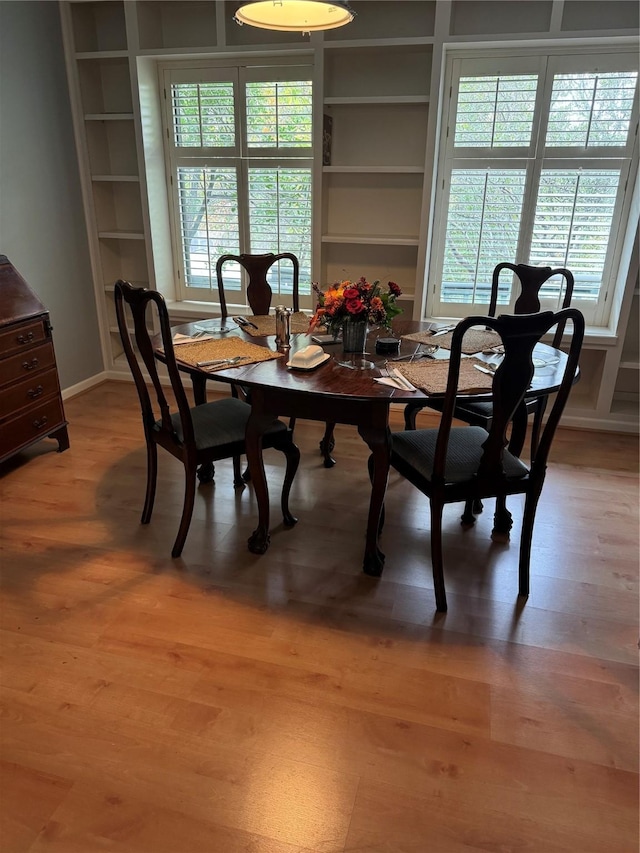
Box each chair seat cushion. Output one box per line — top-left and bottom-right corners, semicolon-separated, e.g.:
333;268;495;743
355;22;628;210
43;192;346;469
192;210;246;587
157;397;286;451
391;425;529;484
454;398;538;422
454;400;493;419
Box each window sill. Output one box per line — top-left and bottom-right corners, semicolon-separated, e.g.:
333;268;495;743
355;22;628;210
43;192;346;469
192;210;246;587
164;300;223;320
424;317;621;348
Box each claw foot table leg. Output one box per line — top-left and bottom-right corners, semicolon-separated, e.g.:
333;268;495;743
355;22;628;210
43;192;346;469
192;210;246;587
248;528;271;554
244;402;276;555
319;421;336;468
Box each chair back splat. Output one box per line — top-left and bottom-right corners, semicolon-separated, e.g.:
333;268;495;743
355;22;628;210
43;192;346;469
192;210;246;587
387;307;585;612
114;280;300;558
216;252;300;318
490;263;575;347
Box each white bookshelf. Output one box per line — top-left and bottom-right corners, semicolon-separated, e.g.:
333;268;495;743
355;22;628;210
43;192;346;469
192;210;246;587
58;0;639;431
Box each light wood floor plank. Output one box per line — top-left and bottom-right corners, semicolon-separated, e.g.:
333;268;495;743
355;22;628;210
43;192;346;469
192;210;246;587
0;380;637;852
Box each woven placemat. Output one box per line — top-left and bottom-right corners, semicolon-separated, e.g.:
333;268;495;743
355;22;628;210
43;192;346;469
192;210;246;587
173;337;283;371
242;312;310;337
396;357;494;396
403;327;501;354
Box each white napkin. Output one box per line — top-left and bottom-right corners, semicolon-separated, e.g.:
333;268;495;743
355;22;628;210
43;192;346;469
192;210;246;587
388;367;418;391
374;377;410;390
172;332;214;345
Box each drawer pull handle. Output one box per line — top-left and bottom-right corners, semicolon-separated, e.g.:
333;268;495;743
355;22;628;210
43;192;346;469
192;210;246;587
27;385;44;399
33;416;48;430
17;332;35;344
22;358;39;371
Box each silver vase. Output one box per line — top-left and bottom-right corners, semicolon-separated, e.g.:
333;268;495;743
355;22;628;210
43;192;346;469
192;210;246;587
341;320;368;353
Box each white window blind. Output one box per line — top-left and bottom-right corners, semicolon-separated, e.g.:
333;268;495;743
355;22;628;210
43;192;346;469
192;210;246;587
428;51;639;325
546;72;637;147
246;81;313;149
163;62;314;307
171;82;236;148
530;169;621;300
247;167;313;296
442;169;527;304
177;166;240;290
454;75;538;148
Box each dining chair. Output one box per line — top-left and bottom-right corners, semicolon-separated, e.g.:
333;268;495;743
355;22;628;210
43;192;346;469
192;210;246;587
405;263;575;520
404;264;575;448
216;252;337;467
114;280;300;558
376;307;584;612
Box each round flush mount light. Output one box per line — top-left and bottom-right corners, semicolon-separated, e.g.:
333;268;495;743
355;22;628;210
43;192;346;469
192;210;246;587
234;1;355;33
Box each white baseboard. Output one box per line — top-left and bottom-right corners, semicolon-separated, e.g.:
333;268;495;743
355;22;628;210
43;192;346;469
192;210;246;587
560;412;639;434
61;372;109;400
104;370;136;383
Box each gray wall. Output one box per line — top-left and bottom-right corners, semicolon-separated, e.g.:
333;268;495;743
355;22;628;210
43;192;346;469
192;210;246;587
0;0;103;389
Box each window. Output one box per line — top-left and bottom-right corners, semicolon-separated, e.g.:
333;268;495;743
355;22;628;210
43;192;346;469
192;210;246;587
162;61;314;308
426;50;639;325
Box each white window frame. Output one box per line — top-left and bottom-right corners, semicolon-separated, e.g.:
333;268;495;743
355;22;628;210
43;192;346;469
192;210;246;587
160;57;314;310
426;47;639;327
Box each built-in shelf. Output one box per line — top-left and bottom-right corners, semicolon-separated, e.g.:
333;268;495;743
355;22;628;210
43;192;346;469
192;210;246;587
610;395;640;417
77;57;133;114
136;1;218;50
322;234;419;246
92;175;140;182
104;280;147;292
324;102;427;170
324;44;432;100
321;40;428;295
324;96;429;105
76;50;129;60
85;113;134;121
323;37;435;49
98;231;145;240
320;0;437;42
324;166;424;174
85;119;138;176
70;1;127;52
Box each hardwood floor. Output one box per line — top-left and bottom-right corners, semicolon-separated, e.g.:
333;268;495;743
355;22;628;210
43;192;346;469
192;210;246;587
1;380;638;853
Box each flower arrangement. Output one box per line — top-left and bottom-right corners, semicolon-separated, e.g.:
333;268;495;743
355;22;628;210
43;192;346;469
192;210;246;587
308;277;403;338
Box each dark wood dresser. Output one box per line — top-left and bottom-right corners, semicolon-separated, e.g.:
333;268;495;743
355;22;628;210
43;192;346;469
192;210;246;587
0;255;69;463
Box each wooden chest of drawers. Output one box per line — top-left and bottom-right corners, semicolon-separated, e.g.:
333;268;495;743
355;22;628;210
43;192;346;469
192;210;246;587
0;255;69;464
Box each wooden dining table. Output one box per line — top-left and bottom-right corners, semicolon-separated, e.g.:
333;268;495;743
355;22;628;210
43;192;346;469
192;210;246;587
158;318;572;577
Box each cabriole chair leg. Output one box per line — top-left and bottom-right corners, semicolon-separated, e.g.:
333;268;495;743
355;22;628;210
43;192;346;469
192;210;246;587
141;442;158;524
197;462;215;484
280;440;300;527
430;500;447;612
172;467;197;558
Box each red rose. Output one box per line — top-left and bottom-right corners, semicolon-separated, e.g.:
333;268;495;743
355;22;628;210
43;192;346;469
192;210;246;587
346;298;365;314
388;281;402;296
343;287;359;300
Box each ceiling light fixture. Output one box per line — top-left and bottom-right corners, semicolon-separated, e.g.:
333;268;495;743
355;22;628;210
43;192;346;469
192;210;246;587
234;1;355;33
